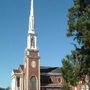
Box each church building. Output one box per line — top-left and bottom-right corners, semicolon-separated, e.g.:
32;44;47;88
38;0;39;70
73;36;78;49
11;0;90;90
11;0;65;90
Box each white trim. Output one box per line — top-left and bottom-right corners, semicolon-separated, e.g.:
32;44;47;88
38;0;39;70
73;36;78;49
26;57;29;90
38;58;40;90
41;84;64;88
41;73;62;76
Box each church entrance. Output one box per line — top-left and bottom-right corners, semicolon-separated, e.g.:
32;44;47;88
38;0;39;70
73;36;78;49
30;76;37;90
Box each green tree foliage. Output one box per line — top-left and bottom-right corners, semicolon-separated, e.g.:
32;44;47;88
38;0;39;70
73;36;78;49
67;0;90;78
61;55;79;90
61;0;90;88
67;0;90;47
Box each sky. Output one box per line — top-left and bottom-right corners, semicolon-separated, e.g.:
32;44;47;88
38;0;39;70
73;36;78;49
0;0;73;88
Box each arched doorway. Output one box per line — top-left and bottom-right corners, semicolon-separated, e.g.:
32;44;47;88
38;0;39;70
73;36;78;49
30;76;37;90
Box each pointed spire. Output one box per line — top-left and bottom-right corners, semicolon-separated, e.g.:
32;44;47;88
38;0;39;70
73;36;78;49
28;0;35;34
30;0;34;16
27;0;37;50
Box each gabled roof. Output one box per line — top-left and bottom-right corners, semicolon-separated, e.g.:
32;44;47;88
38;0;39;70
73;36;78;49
11;69;21;77
12;65;24;75
40;66;58;73
13;69;20;73
50;67;61;73
40;66;61;74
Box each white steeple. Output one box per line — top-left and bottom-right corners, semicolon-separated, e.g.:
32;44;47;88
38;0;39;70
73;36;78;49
30;0;34;16
27;0;37;50
29;0;34;33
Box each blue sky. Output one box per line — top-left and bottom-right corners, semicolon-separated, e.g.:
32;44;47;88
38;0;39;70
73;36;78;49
0;0;73;88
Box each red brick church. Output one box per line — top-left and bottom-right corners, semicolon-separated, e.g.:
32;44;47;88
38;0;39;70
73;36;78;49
11;0;65;90
11;0;89;90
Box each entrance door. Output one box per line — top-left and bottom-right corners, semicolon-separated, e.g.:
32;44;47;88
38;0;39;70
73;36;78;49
30;76;37;90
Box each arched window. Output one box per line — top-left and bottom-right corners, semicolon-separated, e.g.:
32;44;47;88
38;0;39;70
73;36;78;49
31;36;35;48
30;76;37;90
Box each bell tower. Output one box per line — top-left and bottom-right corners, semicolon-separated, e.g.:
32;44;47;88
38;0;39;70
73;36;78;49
24;0;40;90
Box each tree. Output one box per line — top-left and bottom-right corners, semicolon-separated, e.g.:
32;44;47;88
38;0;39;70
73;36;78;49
67;0;90;81
61;0;90;89
61;55;79;90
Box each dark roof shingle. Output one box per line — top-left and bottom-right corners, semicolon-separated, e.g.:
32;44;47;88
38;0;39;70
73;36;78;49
13;69;20;73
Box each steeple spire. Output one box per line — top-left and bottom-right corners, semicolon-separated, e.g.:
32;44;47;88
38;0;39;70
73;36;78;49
30;0;34;16
29;0;34;33
27;0;37;50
